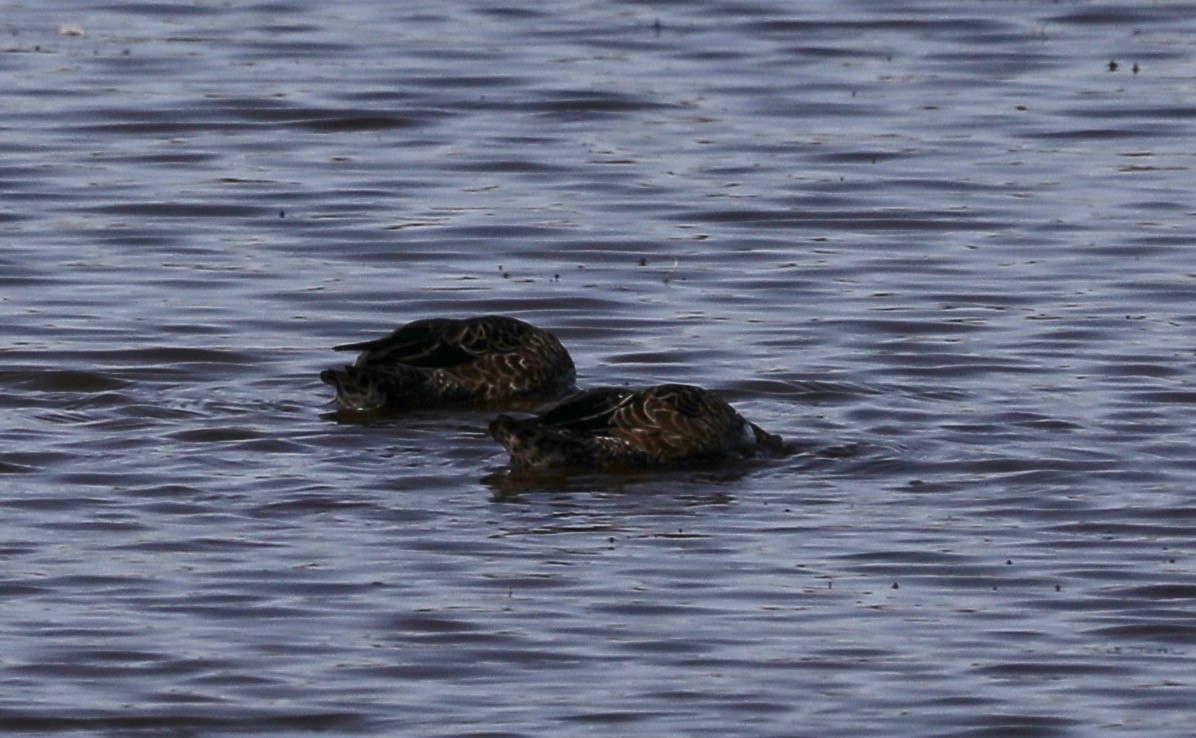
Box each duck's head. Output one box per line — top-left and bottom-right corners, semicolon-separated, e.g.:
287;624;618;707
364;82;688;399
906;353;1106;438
489;414;593;469
320;367;389;412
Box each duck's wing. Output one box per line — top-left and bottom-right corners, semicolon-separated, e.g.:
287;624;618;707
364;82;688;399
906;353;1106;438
608;384;746;461
533;387;637;434
333;316;529;368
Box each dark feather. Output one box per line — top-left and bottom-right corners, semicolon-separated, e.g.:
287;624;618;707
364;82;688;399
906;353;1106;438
334;318;481;368
533;387;636;433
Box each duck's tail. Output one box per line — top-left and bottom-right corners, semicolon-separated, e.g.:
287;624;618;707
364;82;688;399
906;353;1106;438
319;365;431;412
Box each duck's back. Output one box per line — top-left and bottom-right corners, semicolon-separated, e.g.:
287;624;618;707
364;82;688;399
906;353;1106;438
609;384;753;462
338;316;531;367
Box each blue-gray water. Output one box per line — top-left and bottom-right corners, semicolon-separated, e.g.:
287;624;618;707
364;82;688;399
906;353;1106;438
2;1;1194;735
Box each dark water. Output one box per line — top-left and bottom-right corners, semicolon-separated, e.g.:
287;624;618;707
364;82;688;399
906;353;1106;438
3;1;1194;735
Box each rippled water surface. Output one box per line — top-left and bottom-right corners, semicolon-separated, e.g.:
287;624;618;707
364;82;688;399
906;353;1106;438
3;1;1195;735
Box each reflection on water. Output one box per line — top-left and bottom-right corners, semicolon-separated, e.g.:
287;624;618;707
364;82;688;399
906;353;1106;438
481;463;762;503
1;0;1194;735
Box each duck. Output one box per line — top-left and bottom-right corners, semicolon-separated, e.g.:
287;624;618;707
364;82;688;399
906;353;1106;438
320;315;576;412
489;383;784;470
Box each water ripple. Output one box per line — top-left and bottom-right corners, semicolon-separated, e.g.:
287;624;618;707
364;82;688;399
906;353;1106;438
0;1;1193;736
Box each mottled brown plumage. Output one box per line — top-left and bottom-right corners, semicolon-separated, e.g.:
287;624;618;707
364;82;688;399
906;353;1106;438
489;384;784;470
320;316;575;411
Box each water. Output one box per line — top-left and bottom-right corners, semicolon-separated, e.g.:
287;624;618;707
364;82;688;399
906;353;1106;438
2;1;1194;735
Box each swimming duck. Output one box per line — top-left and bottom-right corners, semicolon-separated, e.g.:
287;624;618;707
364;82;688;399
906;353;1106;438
489;383;784;470
320;315;576;412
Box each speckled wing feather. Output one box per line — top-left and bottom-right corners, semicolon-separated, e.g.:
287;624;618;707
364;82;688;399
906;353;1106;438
437;318;575;400
608;384;747;463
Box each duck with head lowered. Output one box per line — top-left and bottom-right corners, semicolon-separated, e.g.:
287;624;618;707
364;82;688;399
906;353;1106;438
489;383;785;471
320;315;576;412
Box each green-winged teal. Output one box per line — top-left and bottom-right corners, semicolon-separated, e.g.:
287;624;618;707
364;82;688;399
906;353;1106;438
320;316;575;412
489;384;783;470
